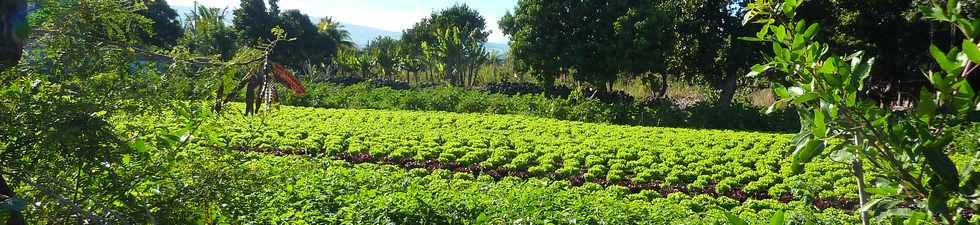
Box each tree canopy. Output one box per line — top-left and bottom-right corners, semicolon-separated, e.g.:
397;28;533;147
500;0;675;91
136;0;183;48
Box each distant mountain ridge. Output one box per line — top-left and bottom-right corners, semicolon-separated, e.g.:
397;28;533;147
171;5;509;52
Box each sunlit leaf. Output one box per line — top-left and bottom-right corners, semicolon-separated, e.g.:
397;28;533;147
963;39;980;63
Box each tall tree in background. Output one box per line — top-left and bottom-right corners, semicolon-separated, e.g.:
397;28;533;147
180;3;237;60
365;36;401;80
501;0;674;92
136;0;182;48
233;1;337;71
233;0;278;46
403;4;489;85
422;27;488;86
665;0;762;106
277;10;336;70
794;0;980;103
0;0;26;72
317;17;355;50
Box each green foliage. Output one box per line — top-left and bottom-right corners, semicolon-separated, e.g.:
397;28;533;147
365;36;402;80
124;104;867;202
136;0;182;48
233;0;278;46
744;0;980;223
281;82;801;132
500;0;675;90
139;150;859;224
106;104;874;223
422;26;488;86
317;16;355;50
179;3;237;60
276;9;336;69
232;0;336;68
400;4;489;86
793;0;980;94
0;0;27;71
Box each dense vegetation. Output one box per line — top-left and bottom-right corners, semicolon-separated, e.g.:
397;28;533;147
108;103;869;224
1;0;979;224
282;82;801;132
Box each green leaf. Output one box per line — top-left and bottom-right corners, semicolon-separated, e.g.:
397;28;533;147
963;39;980;63
131;137;148;153
930;45;958;73
959;152;980;197
774;86;790;98
947;0;959;18
927;71;950;92
793;93;819;104
812;110;827;138
919;4;948;21
926;190;949;216
924;137;960;191
791;136;825;174
802;23;820;41
769;211;785;225
773;26;787;42
748;64;772;78
904;211;927;225
757;24;770;39
788;87;805;96
857;198;884;213
742;10;756;26
952;80;976;114
725;211;748;225
738;37;765;42
855;57;875;90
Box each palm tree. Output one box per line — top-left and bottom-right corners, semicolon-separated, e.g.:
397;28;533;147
317;17;355;50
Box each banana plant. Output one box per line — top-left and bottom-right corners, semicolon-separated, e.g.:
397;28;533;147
743;0;980;224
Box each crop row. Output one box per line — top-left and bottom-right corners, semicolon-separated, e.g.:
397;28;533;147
120;104;861;201
152;147;860;224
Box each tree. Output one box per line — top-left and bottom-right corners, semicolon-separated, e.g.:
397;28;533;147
422;27;488;86
365;36;401;80
233;0;278;46
793;0;980;104
745;0;980;223
0;0;27;72
403;4;489;85
180;3;237;59
317;17;355;50
276;10;336;70
663;0;763;106
136;0;183;48
500;0;675;91
233;1;337;71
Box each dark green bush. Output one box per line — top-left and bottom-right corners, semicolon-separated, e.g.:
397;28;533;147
281;82;801;132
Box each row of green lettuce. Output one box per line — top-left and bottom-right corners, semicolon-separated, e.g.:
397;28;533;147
278;82;801;132
132;146;861;224
103;103;980;224
119;104;861;200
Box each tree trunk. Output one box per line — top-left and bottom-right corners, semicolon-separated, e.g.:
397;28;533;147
717;71;739;107
0;0;26;72
0;174;26;225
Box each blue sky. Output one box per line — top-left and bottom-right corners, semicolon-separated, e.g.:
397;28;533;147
169;0;518;43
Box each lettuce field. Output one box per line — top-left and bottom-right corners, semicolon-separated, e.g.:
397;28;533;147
107;104;882;224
